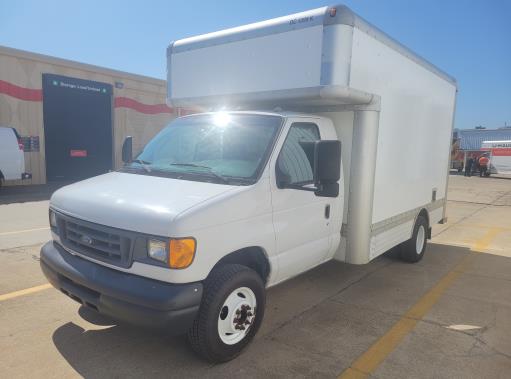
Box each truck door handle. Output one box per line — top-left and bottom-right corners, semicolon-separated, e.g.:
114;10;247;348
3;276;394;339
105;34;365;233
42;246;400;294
325;204;331;219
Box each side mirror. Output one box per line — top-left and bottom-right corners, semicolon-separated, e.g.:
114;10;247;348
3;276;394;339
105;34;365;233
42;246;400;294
122;136;133;164
314;140;341;197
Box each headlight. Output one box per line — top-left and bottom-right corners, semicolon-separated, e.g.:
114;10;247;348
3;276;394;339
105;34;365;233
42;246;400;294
148;239;168;263
147;238;196;269
49;210;58;230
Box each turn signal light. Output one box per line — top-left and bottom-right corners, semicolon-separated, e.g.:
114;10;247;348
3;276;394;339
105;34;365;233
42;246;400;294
169;238;196;269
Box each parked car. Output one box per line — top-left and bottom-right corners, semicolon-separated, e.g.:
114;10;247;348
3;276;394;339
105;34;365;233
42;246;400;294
0;126;31;187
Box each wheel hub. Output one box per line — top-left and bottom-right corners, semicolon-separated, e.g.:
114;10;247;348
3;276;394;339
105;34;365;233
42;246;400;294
233;304;254;330
218;287;257;345
416;225;425;254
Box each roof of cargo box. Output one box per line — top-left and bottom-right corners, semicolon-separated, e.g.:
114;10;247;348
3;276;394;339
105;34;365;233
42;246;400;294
169;4;456;86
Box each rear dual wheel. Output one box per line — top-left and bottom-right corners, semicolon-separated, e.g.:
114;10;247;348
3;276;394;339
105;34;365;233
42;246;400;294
188;264;265;363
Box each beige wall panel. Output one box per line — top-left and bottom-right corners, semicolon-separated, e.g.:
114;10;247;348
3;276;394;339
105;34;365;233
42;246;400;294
1;46;173;186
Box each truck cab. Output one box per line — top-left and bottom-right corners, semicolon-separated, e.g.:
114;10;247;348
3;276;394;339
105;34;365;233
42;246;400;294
41;111;342;361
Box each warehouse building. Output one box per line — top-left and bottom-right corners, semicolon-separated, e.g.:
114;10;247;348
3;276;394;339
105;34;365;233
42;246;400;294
0;45;181;186
456;127;511;152
451;127;511;171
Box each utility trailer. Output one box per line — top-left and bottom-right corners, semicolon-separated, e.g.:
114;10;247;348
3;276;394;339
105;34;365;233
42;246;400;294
481;140;511;175
41;4;457;363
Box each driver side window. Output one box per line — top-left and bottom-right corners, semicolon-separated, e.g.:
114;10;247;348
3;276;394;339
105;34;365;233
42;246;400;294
277;122;320;187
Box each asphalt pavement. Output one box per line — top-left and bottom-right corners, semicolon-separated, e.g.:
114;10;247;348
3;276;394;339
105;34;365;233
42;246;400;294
0;174;510;378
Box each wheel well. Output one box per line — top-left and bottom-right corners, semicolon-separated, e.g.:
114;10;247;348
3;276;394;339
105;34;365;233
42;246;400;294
0;170;4;179
417;208;429;228
417;208;430;239
213;247;271;284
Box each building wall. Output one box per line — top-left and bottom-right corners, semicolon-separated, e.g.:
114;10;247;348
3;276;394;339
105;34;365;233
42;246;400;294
0;46;178;185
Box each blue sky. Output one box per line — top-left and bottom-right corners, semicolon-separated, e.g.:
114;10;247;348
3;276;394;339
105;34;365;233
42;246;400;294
1;0;510;129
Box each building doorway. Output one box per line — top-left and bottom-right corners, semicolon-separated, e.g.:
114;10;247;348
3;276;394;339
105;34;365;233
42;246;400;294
42;74;113;181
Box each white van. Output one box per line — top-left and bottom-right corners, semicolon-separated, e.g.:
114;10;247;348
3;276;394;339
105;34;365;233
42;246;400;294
40;5;456;362
0;126;30;187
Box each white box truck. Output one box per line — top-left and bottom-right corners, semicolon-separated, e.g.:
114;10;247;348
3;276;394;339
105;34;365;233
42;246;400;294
40;4;457;362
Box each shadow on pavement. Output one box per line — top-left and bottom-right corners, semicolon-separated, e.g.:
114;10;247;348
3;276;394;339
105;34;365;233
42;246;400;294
78;305;117;327
52;316;210;378
50;243;508;378
46;248;432;378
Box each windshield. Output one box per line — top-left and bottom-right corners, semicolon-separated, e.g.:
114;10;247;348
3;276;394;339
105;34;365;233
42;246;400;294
122;113;282;185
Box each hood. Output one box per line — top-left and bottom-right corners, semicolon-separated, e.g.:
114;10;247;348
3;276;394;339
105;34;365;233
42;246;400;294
50;172;236;236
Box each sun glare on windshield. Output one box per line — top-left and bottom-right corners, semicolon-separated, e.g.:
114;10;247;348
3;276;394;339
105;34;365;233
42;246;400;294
212;112;231;127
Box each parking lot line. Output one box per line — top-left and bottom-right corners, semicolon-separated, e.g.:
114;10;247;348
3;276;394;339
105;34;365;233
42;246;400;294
0;227;50;236
338;227;501;379
0;283;52;302
472;227;503;252
448;224;511;232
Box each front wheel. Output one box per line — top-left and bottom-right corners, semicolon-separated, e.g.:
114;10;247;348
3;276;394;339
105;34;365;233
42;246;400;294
399;215;428;263
187;264;266;362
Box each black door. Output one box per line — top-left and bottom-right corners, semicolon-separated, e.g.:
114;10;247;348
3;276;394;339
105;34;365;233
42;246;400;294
43;74;113;181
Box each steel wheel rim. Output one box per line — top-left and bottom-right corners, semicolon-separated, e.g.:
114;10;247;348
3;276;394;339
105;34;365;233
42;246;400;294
217;287;257;345
416;225;425;254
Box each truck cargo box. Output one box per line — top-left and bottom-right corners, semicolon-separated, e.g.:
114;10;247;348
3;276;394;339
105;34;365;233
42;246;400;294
167;4;457;264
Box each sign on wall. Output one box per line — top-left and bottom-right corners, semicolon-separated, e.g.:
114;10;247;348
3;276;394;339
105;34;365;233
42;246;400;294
20;136;40;152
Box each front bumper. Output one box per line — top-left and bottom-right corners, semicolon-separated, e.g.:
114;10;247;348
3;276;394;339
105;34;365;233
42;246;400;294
40;241;203;334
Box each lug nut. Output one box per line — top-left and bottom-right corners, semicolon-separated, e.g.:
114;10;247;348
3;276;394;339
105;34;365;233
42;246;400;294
236;310;241;315
247;312;253;317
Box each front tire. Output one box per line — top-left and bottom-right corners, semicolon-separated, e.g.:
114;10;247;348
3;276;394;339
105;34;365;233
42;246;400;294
188;264;266;363
399;215;428;263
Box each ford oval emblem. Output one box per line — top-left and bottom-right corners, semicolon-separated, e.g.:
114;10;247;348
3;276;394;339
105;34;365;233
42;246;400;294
80;235;93;245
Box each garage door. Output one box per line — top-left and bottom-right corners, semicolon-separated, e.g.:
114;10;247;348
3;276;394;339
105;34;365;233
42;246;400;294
43;74;113;181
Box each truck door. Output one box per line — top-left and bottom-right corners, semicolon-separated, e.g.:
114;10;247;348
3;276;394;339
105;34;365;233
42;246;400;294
270;118;334;282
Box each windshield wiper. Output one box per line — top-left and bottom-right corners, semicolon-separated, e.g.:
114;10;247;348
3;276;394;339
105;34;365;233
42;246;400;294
169;163;229;184
131;159;152;173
